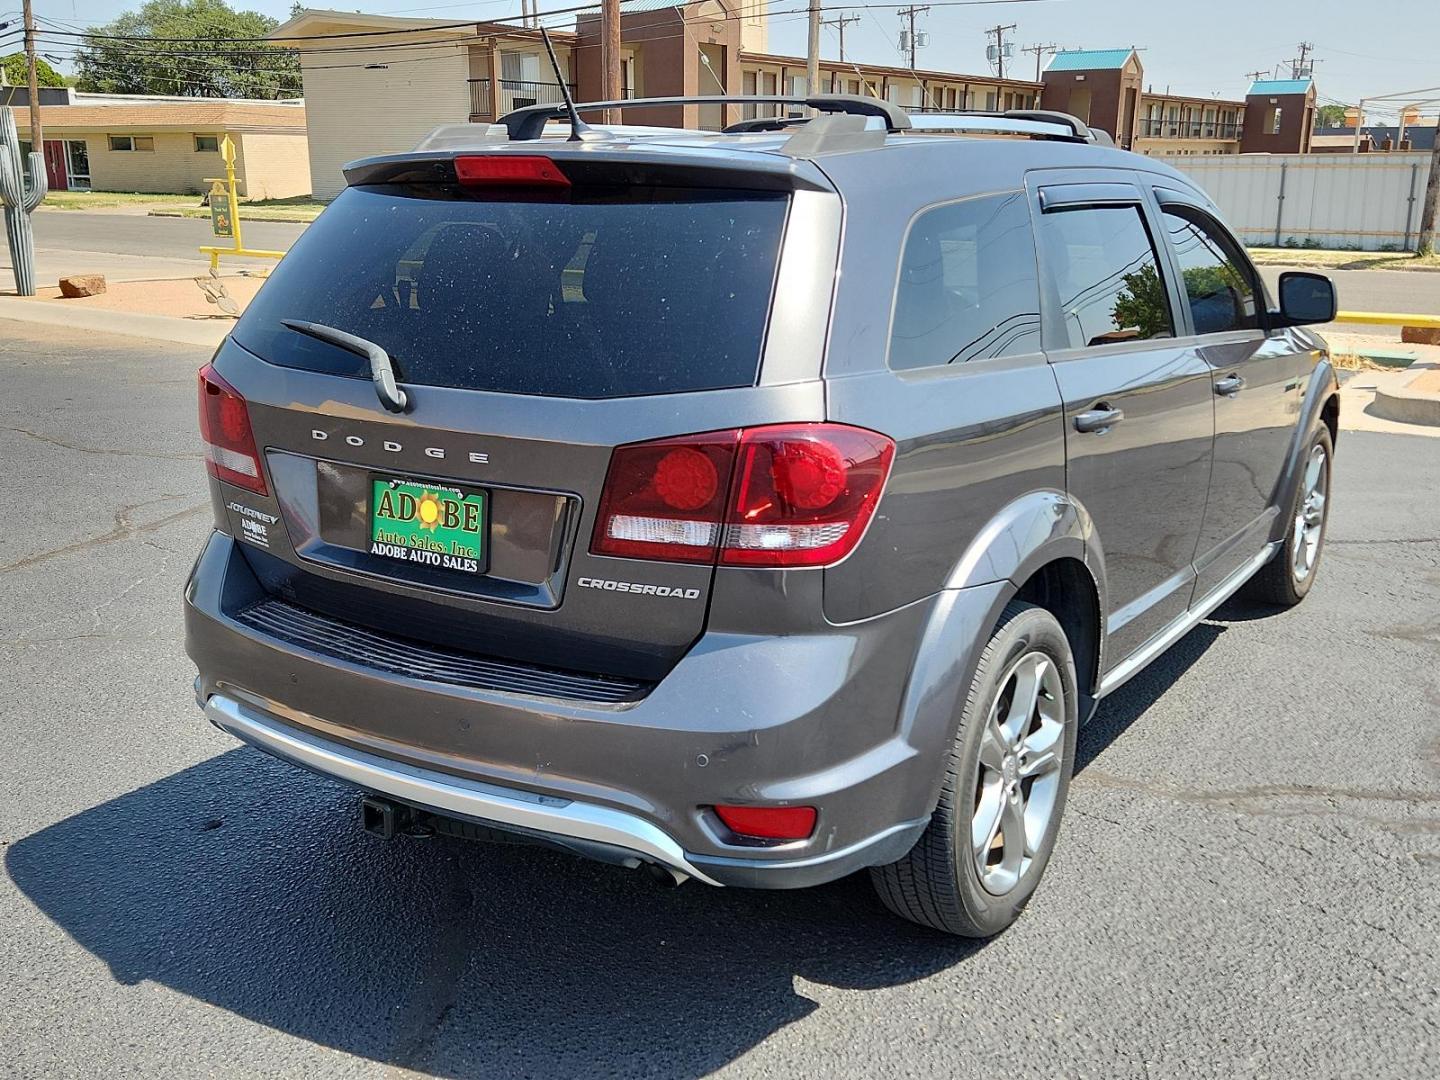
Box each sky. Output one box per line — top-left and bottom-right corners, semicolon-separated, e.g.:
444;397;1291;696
6;0;1438;117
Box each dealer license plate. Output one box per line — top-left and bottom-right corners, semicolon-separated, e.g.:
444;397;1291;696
369;477;486;575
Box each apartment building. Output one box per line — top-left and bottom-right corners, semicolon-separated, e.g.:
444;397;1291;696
1039;48;1316;156
272;4;1040;198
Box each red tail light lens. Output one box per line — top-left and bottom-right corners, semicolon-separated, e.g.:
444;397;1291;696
198;363;266;495
721;425;895;568
715;805;817;841
590;424;894;568
454;155;570;189
591;432;739;563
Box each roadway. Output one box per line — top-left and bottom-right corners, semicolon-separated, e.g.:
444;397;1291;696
1;319;1437;1079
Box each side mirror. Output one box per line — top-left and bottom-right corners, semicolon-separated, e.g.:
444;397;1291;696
1275;271;1336;326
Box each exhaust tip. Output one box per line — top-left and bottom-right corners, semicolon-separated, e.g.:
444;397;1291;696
644;861;688;888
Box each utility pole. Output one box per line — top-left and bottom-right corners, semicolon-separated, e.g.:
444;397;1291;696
1291;41;1314;80
807;0;820;98
986;23;1017;81
601;0;620;124
898;5;930;71
1021;42;1057;83
822;12;861;63
1244;69;1269;84
23;0;41;150
1418;114;1440;255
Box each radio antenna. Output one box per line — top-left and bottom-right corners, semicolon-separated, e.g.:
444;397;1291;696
540;26;600;142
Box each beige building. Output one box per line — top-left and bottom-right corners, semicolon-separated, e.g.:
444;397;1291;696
274;5;1043;199
13;94;310;199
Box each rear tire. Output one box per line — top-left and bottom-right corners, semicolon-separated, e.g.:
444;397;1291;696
1243;424;1333;607
871;601;1078;937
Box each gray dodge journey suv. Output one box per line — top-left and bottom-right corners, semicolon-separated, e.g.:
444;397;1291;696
185;96;1339;937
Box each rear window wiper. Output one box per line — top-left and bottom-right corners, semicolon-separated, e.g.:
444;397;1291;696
280;319;409;414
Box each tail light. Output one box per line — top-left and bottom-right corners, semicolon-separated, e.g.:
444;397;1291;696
198;363;266;495
591;423;894;569
715;805;817;841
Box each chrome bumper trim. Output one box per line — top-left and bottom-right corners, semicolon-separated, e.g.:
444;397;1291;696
203;692;721;886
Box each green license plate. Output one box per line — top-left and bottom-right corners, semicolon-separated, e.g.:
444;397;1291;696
370;477;486;575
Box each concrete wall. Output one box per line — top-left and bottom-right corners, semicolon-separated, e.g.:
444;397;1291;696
237;132;312;200
298;41;471;199
1161;151;1432;251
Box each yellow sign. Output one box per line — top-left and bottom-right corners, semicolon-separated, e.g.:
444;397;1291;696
209;180;232;237
198;133;285;271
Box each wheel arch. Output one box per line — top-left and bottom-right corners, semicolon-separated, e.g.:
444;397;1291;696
894;491;1109;818
1270;355;1341;543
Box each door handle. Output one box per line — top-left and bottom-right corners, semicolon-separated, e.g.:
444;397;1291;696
1073;405;1124;434
1214;374;1246;396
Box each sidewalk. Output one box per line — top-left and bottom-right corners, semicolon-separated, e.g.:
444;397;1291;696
1;245;274;347
1327;331;1440;436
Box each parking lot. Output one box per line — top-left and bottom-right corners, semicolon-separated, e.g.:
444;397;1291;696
1;319;1437;1079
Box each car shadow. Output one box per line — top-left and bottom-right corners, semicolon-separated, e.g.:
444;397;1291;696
6;748;983;1078
1076;619;1228;773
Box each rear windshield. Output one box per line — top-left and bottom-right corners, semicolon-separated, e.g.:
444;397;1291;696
232;183;789;399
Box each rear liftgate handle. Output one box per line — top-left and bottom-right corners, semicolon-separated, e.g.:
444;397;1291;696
1074;403;1124;434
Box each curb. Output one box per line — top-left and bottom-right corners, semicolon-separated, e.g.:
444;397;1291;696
0;295;232;348
1371;374;1440;428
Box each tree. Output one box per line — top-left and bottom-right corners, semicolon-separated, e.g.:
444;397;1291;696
1316;103;1348;129
73;0;300;99
1;53;67;88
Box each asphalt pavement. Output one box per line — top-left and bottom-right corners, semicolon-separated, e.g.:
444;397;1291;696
32;210;308;263
1;320;1438;1079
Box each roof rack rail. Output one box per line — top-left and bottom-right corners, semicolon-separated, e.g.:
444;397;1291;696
906;109;1108;143
497;94;912;141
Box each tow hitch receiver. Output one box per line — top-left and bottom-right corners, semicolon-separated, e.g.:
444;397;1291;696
361;795;417;840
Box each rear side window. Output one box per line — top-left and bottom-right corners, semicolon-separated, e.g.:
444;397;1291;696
232;184;788;399
1040;205;1174;348
889;191;1042;369
1160;205;1261;335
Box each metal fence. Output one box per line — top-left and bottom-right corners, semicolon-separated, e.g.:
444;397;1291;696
1157;152;1433;251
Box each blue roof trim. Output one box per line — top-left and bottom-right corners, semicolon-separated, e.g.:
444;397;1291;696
1248;79;1312;96
1046;49;1136;72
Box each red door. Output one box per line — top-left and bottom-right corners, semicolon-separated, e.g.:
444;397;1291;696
42;140;68;192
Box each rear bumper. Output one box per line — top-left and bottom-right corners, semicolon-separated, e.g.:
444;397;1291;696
203;691;724;885
186;531;987;888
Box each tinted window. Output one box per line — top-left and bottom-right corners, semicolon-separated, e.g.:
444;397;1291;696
889;191;1042;370
233;184;788;399
1161;205;1260;335
1041;205;1174;348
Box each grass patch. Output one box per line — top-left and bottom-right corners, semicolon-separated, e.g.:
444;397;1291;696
43;191;198;211
1247;247;1440;272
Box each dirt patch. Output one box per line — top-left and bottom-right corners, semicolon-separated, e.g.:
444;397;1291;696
25;275;266;321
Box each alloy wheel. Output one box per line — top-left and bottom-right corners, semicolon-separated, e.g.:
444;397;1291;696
971;651;1066;896
1293;443;1329;583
